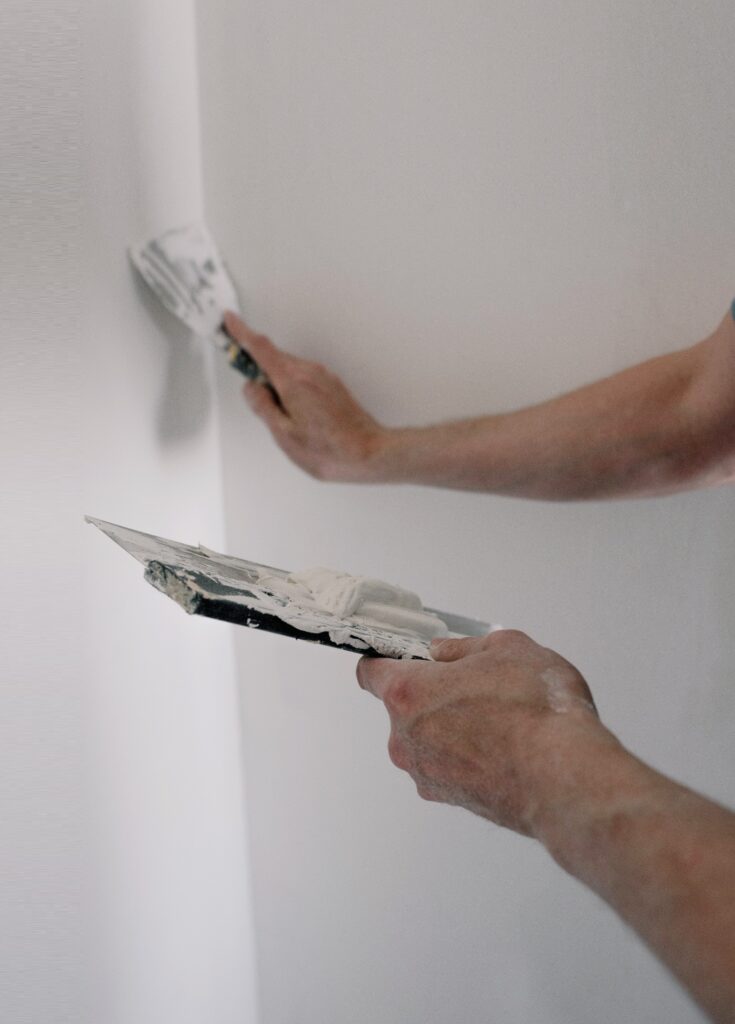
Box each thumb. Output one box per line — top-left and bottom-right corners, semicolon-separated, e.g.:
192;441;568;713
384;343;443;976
430;634;490;663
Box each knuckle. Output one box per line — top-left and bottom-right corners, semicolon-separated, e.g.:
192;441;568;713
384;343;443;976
355;657;374;690
383;677;415;716
416;781;439;803
387;733;410;770
451;637;475;658
356;657;394;697
289;448;325;479
438;638;460;658
305;459;328;481
486;628;529;651
433;636;477;662
501;629;529;641
276;434;299;460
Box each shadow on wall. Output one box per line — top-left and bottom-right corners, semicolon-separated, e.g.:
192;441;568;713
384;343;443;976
130;265;212;444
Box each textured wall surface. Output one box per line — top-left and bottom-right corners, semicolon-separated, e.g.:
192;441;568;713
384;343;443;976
197;2;735;1022
2;2;257;1021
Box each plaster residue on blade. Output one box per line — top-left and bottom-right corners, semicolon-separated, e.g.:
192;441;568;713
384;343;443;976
188;568;433;659
128;223;239;337
86;517;435;659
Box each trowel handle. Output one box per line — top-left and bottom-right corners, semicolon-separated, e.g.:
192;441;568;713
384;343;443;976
218;324;263;380
229;341;262;380
218;324;282;407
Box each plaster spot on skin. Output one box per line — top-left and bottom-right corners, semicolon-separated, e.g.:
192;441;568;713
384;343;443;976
541;668;596;714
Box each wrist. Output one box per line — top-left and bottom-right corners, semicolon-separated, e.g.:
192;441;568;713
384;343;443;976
528;720;657;876
325;426;401;484
362;426;416;483
364;417;504;490
363;423;464;485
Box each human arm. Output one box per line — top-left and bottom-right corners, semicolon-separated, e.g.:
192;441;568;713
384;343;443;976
225;307;735;498
356;633;735;1023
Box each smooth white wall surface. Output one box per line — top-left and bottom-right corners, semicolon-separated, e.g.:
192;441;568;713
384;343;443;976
198;3;735;1023
3;2;257;1021
2;4;91;1021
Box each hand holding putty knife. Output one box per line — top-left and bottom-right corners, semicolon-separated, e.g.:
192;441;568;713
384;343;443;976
129;222;279;400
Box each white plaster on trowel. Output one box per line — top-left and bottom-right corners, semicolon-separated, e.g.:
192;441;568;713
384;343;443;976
87;519;452;660
260;567;449;642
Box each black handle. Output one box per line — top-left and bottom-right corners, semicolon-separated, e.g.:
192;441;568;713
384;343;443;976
219;322;282;408
229;345;261;380
219;321;263;380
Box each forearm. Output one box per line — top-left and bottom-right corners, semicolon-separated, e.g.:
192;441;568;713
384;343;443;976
233;306;735;492
370;315;735;499
358;631;735;1019
533;731;735;1022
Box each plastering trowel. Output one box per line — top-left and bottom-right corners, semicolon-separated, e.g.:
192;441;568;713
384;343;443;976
129;222;268;383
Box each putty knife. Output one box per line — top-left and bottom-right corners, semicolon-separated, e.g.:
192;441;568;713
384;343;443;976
129;223;268;383
86;516;496;661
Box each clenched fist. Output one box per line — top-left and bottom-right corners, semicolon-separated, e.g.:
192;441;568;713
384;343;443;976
357;630;614;837
225;311;388;482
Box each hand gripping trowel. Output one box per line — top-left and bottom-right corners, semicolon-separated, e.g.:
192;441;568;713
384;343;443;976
129;223;268;384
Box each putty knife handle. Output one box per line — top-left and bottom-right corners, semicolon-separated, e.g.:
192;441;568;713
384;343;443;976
229;344;262;380
218;324;283;408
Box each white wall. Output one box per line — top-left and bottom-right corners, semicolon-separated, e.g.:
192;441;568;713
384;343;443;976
198;2;735;1023
1;4;92;1019
3;2;257;1022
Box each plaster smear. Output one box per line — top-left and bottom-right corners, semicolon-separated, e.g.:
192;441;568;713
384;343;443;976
258;567;449;642
541;668;597;715
86;519;455;659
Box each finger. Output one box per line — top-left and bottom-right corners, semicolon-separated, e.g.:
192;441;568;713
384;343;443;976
243;380;290;432
429;634;491;663
356;656;389;699
356;656;411;701
223;312;288;382
415;779;445;804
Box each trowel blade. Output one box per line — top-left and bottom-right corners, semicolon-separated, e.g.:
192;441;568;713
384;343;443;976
424;608;494;637
129;222;239;337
